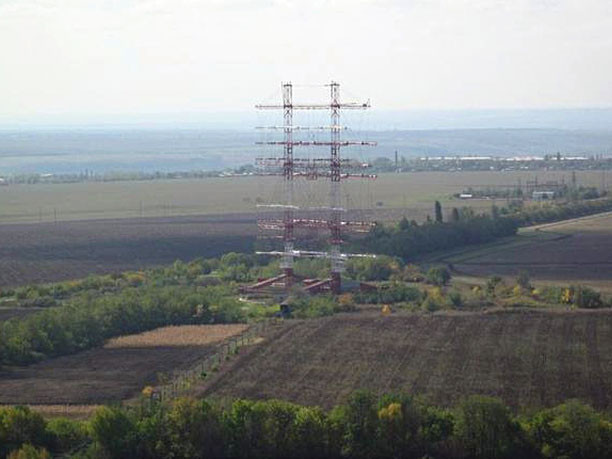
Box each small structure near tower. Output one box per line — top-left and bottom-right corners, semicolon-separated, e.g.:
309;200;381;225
241;81;376;295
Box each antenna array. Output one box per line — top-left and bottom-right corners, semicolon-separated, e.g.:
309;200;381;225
243;81;376;295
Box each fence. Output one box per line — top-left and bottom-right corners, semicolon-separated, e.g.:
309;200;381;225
153;319;273;403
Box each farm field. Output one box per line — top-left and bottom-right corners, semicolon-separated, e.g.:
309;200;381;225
0;213;255;287
0;324;247;405
1;170;608;288
202;310;612;411
0;170;607;224
445;212;612;293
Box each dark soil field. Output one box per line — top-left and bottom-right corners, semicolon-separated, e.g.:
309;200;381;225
0;324;246;405
0;213;256;288
448;213;612;293
202;310;612;411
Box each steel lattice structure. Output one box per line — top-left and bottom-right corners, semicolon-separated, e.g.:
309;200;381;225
243;81;376;295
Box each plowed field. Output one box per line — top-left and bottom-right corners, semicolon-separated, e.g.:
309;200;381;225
0;324;247;405
0;213;256;288
203;310;612;410
449;212;612;293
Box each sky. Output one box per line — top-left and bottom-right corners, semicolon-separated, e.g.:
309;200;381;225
1;0;611;124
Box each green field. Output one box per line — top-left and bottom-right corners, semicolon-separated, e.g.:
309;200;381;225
1;170;608;224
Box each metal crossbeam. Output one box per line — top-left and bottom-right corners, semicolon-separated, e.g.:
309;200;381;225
256;140;376;146
256;102;370;110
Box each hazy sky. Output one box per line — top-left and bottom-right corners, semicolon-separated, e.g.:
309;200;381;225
1;0;611;121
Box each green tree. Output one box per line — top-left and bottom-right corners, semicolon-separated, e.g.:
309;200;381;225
335;390;379;459
486;276;503;297
454;396;526;459
516;270;531;290
426;267;451;286
292;406;334;459
527;399;612;459
164;398;225;459
0;406;49;458
451;207;460;222
492;204;500;219
90;406;138;459
434;201;443;223
45;418;87;454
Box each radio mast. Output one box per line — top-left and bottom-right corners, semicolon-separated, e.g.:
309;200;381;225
243;81;376;295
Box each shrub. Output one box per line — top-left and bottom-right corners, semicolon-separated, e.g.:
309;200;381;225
421;296;441;312
447;291;464;309
426;267;451;286
486;276;503;297
572;285;603;309
291;296;337;319
6;444;50;459
516;270;531;290
346;256;401;281
354;283;422;304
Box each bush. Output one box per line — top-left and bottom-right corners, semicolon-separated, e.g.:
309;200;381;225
572;285;603;309
516;270;531;290
6;444;50;459
426;267;451;286
345;256;401;281
291;296;337;319
486;276;503;297
354;283;422;304
421;295;441;312
447;291;464;309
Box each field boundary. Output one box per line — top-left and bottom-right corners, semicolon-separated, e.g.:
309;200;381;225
429;210;612;267
153;320;273;403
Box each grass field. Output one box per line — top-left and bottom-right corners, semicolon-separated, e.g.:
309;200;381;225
0;324;247;405
201;310;612;411
1;170;608;224
441;212;612;294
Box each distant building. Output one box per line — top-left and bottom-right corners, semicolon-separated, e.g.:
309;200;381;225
459;193;473;199
532;191;555;201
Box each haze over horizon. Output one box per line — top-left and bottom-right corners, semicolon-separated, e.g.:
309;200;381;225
1;0;611;127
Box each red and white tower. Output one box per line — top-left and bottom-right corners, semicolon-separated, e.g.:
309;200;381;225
244;81;376;295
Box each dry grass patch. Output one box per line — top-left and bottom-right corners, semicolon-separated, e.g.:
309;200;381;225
106;324;248;348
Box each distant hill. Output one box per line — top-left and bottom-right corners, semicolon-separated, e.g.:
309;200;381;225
1;126;612;174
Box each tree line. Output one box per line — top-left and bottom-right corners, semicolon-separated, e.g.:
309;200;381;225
360;214;519;260
2;392;611;459
0;283;245;367
359;198;612;261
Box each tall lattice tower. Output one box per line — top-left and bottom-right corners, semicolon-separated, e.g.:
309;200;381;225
243;81;376;295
